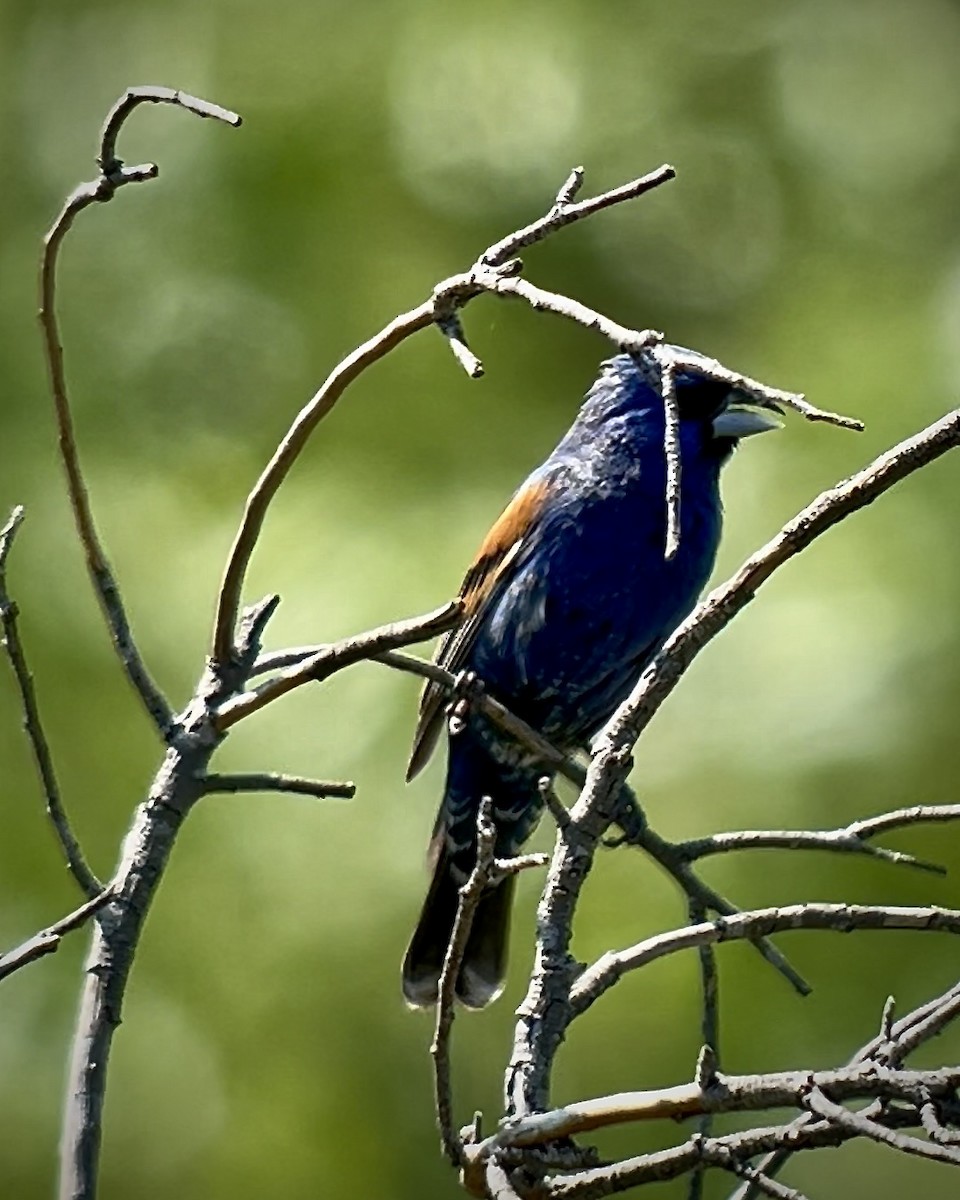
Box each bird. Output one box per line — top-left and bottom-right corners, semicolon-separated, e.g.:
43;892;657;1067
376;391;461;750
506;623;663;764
402;348;781;1009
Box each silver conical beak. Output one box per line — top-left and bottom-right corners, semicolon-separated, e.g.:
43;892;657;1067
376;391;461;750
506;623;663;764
712;402;783;440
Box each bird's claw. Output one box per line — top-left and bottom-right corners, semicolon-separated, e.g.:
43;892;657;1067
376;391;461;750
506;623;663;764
447;670;486;737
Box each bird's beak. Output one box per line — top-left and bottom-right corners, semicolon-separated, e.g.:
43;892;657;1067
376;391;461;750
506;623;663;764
712;398;783;440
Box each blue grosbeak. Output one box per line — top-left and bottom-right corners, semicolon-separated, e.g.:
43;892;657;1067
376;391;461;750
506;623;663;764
402;349;780;1008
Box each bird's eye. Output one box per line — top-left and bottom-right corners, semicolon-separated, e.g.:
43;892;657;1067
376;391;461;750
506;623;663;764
675;376;731;422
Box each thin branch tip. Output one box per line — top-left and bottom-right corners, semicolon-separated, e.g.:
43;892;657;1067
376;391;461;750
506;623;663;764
437;314;484;378
555;165;585;207
0;505;26;566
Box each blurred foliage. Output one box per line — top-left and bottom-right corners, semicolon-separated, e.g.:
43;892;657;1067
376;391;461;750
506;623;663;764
1;1;959;1197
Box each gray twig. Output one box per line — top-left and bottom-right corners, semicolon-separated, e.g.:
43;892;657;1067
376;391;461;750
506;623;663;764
676;803;960;874
728;980;960;1199
920;1098;960;1146
803;1087;960;1167
235;593;282;671
479;163;675;267
431;801;548;1168
662;347;862;432
203;773;356;801
466;1060;960;1166
39;87;239;736
700;1140;812;1200
689;898;720;1200
475;271;664;357
376;649;810;996
0;508;100;898
598;406;960;759
436;314;484;378
630;824;811;996
485;1158;526;1200
210;165;678;667
215;602;462;729
432;798;498;1165
98;86;241;171
0;889;114;984
569;902;960;1017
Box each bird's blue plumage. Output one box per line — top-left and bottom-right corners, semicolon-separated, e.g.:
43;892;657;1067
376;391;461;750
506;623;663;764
402;350;779;1008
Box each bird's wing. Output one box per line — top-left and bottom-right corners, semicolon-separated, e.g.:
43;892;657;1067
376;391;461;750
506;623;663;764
406;476;553;781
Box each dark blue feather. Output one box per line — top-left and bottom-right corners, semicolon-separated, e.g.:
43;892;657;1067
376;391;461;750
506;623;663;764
402;351;772;1008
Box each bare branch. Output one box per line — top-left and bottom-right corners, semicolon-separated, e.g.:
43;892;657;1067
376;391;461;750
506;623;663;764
432;799;498;1166
97;86;241;171
690;897;720;1200
0;889;113;984
676;803;960;875
211;289;458;665
880;995;897;1043
467;1060;960;1167
545;1115;889;1200
234;593;282;671
39;87;239;735
598;406;960;758
373;649;810;997
376;651;582;778
431;801;549;1168
210;165;678;667
436;314;484;378
920;1099;960;1146
663;347;862;433
702;1149;811;1200
479;164;676;267
570;902;960;1017
203;773;356;800
485;1159;526;1200
476;272;663;356
728;980;960;1200
803;1086;960;1167
0;508;101;897
629;824;811;997
60;755;211;1200
889;983;960;1063
215;602;462;730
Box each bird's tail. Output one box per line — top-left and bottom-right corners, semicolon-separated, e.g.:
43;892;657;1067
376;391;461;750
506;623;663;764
402;836;515;1010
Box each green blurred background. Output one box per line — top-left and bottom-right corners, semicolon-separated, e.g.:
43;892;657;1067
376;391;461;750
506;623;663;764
1;1;959;1196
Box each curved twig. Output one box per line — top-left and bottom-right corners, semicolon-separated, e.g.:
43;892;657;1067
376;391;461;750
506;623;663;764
210;165;678;667
38;87;240;736
569;902;960;1017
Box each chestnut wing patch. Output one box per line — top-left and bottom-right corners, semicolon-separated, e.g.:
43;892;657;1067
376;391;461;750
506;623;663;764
406;479;552;781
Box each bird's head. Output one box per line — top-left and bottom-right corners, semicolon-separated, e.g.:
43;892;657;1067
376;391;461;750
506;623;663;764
585;350;783;466
672;348;783;463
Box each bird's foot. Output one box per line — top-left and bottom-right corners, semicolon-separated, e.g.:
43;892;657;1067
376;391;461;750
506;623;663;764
447;670;486;736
